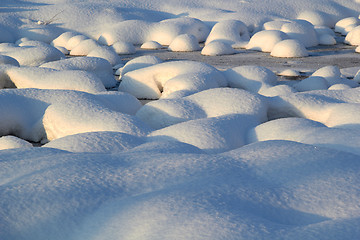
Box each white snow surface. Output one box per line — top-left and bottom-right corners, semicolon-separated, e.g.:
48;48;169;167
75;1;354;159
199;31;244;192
1;0;360;240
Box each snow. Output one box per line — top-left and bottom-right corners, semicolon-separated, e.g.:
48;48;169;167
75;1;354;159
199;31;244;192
1;0;360;239
270;39;309;58
201;41;236;56
246;30;288;52
168;34;200;52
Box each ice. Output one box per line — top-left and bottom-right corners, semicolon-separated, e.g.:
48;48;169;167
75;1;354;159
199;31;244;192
6;67;106;93
39;57;117;88
270;39;309;58
168;34;200;52
246;30;288;52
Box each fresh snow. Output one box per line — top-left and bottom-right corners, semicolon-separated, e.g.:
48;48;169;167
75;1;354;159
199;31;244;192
1;0;360;239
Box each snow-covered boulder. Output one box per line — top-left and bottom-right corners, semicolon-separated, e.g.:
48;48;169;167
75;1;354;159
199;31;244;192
224;65;277;93
312;65;358;87
201;41;236;56
118;55;163;78
0;135;33;150
39;57;117;88
136;88;268;129
262;20;290;31
297;10;334;27
140;40;163;50
280;20;318;47
111;41;136;55
65;34;88;50
87;46;122;66
344;25;360;45
246;30;288;52
43;131;145;153
335;17;360;35
270;39;308;58
69;39;101;56
6;67;106;93
205;20;249;48
51;31;79;48
119;60;227;99
293;76;329;91
0;44;65;66
168;34;200;52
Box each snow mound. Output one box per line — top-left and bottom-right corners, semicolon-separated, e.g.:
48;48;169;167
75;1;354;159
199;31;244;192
224;65;278;93
259;84;296;97
111;41;136;55
262;20;289;31
280;20;318;47
136;87;268;129
39;57;117;88
43;131;145;153
140;40;163;50
297;10;335;27
6;67;106;93
69;39;101;56
118;55;163;78
0;135;33;150
87;46;122;66
270;39;308;58
204;20;250;48
149;114;259;153
0;55;19;66
318;33;336;45
246;30;288;52
51;31;79;48
201;41;236;56
18;23;64;43
248;117;360;155
312;65;358;87
335;17;360;35
99;17;210;46
293;76;329;91
65;34;88;50
119;60;227;99
0;43;65;66
0;88;145;142
344;25;360;45
168;34;200;52
328;84;352;90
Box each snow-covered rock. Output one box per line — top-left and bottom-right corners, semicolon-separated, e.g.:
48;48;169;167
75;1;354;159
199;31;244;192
297;10;335;27
335;17;360;35
69;39;101;56
224;65;277;93
201;41;236;56
168;34;200;52
293;76;329;91
205;20;250;48
140;40;163;49
270;39;308;58
87;46;122;66
111;41;136;55
0;135;33;150
344;25;360;45
280;20;319;47
118;55;163;78
246;30;288;52
39;57;117;88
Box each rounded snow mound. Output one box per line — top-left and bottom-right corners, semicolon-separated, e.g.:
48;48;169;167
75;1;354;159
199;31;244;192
69;39;101;56
293;76;329;92
280;20;318;48
246;30;288;52
335;17;360;36
297;10;335;27
119;60;227;99
111;41;136;55
0;135;33;150
140;40;163;50
201;41;236;56
344;25;360;45
136;87;268;129
224;65;278;93
168;34;200;52
270;39;308;58
118;55;163;78
40;56;117;88
87;46;122;66
205;20;250;48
